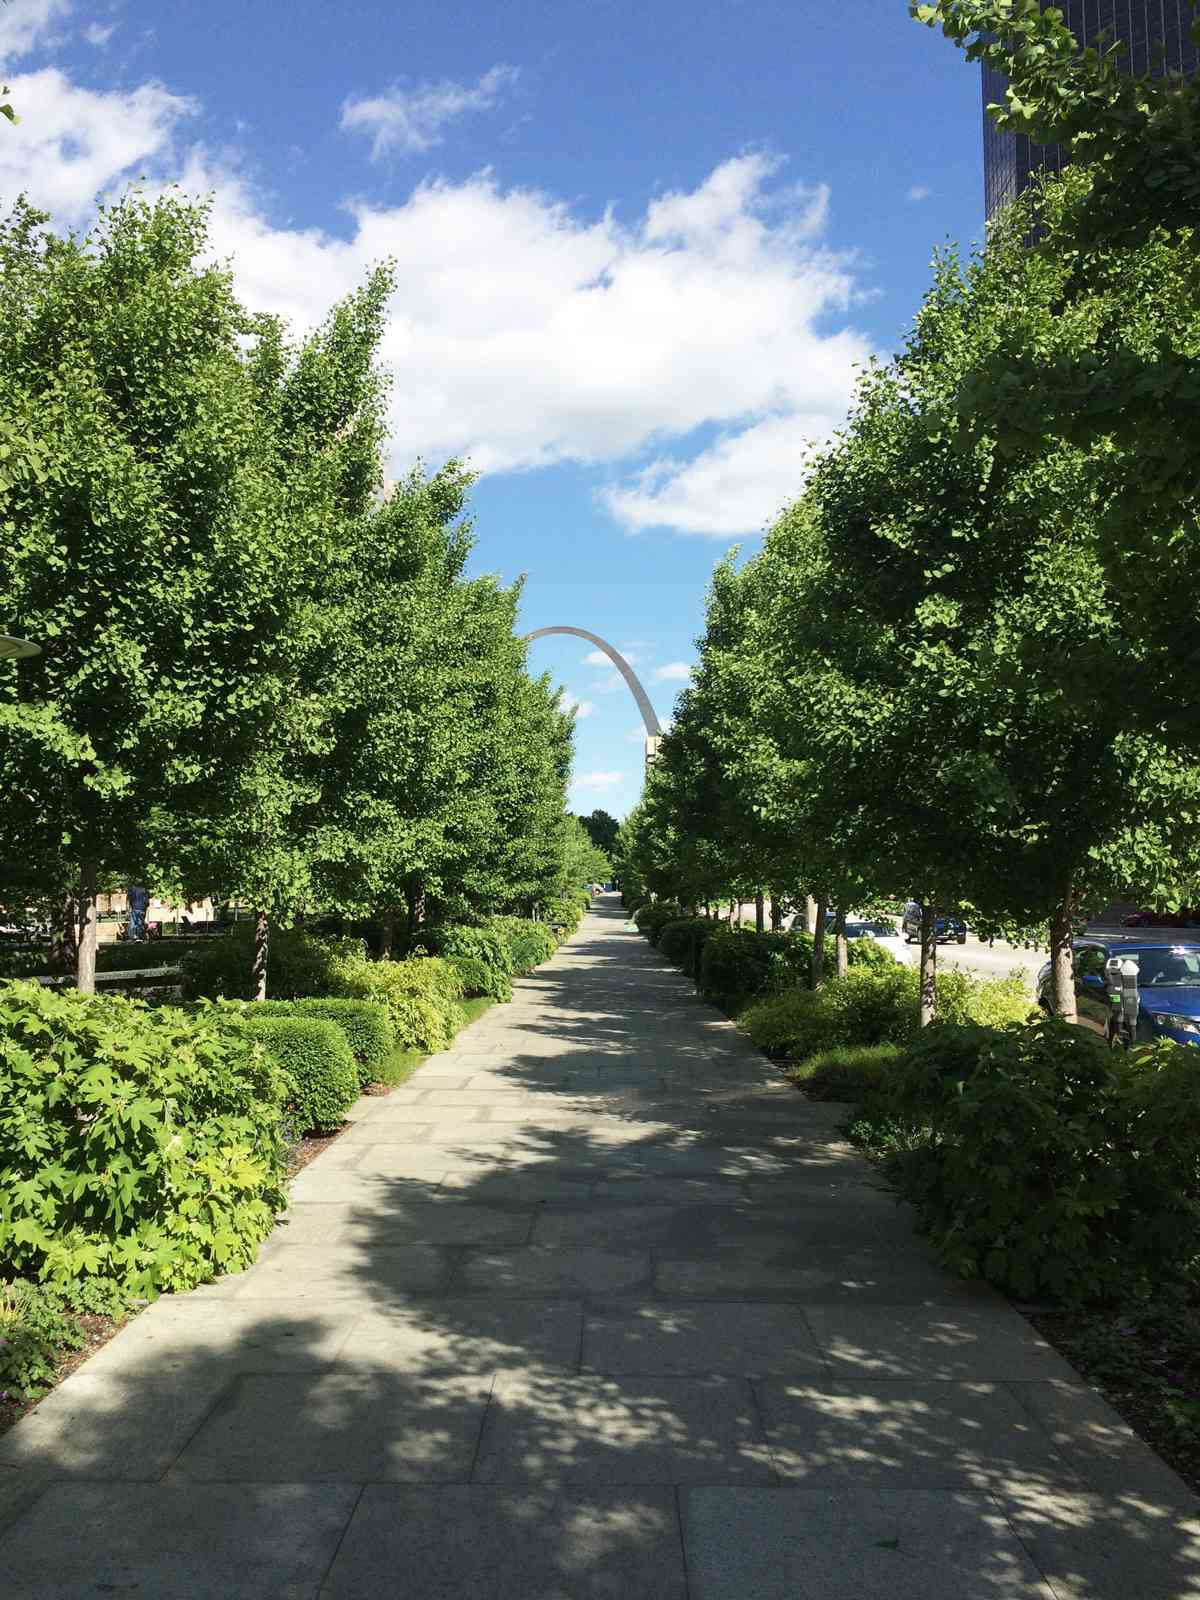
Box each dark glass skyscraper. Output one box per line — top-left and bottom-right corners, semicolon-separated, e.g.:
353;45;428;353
983;0;1199;217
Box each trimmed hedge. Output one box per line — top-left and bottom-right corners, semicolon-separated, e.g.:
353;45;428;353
492;916;558;975
180;925;361;1001
414;926;514;985
700;927;813;1009
633;903;685;942
328;951;465;1053
857;1021;1200;1303
250;998;394;1086
0;981;287;1295
657;916;715;977
789;1042;904;1101
235;1013;359;1133
446;952;513;1002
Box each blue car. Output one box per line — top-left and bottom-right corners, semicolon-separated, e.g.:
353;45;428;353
1036;938;1200;1047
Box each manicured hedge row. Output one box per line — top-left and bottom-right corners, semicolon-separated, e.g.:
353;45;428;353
232;1013;359;1133
249;997;394;1085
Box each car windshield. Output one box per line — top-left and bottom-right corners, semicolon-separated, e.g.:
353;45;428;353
1132;951;1200;987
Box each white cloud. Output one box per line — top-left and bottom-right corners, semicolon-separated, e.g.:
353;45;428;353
604;410;837;537
653;662;692;683
0;38;873;540
907;184;932;203
84;22;114;47
0;0;69;65
558;691;595;719
341;64;518;158
0;68;194;223
572;770;625;792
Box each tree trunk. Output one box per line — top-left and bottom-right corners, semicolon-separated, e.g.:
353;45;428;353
379;907;395;961
76;861;99;996
804;895;819;935
49;888;78;976
405;875;424;938
252;908;269;1001
919;901;938;1027
703;901;711;920
810;892;829;988
755;892;765;934
834;905;849;978
1048;883;1078;1022
770;896;783;932
728;899;738;927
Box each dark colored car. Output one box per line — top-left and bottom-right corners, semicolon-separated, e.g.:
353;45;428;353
1036;938;1200;1047
900;901;967;944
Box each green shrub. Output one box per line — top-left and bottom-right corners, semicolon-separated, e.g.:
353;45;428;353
634;903;685;942
541;892;588;934
658;917;714;976
445;952;512;1002
0;981;286;1296
329;951;465;1051
862;1021;1200;1303
847;935;898;969
249;998;394;1086
491;916;558;975
0;1280;85;1399
699;927;812;1008
415;925;513;983
790;1042;904;1101
937;967;1035;1028
180;925;362;1001
233;1013;359;1132
739;986;828;1057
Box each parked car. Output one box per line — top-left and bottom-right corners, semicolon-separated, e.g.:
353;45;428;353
901;901;967;944
1121;908;1200;928
1036;939;1200;1047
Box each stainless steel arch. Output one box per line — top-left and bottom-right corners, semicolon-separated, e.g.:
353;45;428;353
525;626;662;737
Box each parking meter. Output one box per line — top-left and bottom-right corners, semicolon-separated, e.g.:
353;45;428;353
1106;957;1140;1047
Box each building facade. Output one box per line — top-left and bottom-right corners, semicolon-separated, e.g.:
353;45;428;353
983;0;1199;217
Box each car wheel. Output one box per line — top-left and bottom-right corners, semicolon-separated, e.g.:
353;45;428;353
958;934;967;944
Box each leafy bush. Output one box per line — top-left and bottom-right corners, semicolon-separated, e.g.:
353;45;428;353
331;953;465;1052
0;1280;84;1399
740;964;1034;1061
790;1042;904;1101
180;924;362;1001
0;981;286;1295
491;916;558;975
634;903;685;942
249;998;394;1086
233;1013;359;1132
862;1021;1200;1303
445;952;512;1002
541;892;588;933
847;935;898;969
414;925;513;983
700;927;813;1009
658;917;715;976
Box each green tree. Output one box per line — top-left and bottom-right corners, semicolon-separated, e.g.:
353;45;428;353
576;808;620;858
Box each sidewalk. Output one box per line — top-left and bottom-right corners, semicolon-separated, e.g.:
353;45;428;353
1;901;1197;1597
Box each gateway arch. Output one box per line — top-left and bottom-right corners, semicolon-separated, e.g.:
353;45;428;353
525;626;663;764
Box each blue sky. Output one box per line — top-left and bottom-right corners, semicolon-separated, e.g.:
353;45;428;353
0;0;986;819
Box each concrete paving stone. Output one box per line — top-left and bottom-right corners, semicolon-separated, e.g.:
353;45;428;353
320;1485;687;1599
997;1482;1200;1600
0;1482;361;1600
455;1244;653;1297
343;1108;489;1131
0;1370;226;1479
591;1173;747;1206
756;1378;1074;1489
474;1374;775;1486
285;1168;449;1204
173;1371;492;1482
582;1302;828;1378
340;1299;584;1375
353;1142;509;1176
1008;1379;1199;1496
656;1244;978;1304
682;1486;1055;1599
805;1306;1081;1383
533;1204;711;1251
0;1465;54;1540
214;1241;454;1302
268;1197;534;1248
438;1172;595;1204
72;1299;360;1377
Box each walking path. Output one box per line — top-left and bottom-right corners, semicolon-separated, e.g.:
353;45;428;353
2;901;1197;1597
